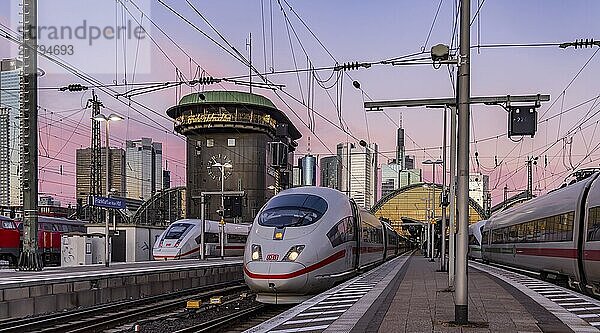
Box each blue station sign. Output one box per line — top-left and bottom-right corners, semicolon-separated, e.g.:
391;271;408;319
90;196;126;210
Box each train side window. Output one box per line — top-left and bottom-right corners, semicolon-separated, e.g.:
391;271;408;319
481;230;489;244
204;233;219;243
226;234;247;243
564;212;574;241
588;206;600;241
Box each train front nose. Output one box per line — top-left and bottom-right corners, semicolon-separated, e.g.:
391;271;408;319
244;261;308;293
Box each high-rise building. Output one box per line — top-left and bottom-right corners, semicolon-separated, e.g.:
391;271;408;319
381;163;401;198
125;138;163;200
399;169;422;188
291;165;302;187
299;155;317;186
404;155;415;169
469;172;490;213
397;127;405;169
0;58;22;207
163;169;171;190
76;147;126;202
337;142;378;209
320;156;341;189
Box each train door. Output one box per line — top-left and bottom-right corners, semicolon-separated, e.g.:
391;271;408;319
350;200;360;271
582;174;600;291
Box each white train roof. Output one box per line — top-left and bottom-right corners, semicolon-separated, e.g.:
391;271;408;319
171;219;251;234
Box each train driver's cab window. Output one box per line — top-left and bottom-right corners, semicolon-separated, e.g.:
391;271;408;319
164;223;192;239
326;216;354;247
588;206;600;241
258;194;328;228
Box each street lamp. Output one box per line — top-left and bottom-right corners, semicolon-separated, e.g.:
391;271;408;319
211;162;233;258
423;159;443;262
93;113;123;267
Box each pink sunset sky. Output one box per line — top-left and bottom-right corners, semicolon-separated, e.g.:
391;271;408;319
0;0;599;206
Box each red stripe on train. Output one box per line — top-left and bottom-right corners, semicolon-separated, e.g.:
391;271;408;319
511;248;600;261
244;249;346;280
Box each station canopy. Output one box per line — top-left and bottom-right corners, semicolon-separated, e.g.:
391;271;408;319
371;183;486;234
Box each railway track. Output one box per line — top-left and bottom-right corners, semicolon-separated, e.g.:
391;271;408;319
171;303;291;333
0;280;246;333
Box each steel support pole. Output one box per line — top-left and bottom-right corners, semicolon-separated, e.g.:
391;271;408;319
18;0;42;270
455;0;471;324
441;107;448;271
200;194;206;260
105;121;110;267
430;168;435;262
449;106;457;287
220;168;225;259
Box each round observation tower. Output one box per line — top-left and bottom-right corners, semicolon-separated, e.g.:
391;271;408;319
167;91;301;222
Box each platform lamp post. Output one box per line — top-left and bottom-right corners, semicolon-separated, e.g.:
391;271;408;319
423;159;443;262
93;113;123;267
211;162;233;259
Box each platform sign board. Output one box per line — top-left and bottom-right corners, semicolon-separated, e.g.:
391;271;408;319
90;196;126;210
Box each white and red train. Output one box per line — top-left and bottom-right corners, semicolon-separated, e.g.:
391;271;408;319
480;171;600;294
152;219;250;260
243;187;411;304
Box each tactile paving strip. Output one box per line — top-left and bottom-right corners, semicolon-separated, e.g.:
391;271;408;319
471;261;600;332
246;253;411;333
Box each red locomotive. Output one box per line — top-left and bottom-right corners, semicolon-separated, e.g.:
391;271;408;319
9;216;87;266
0;216;20;265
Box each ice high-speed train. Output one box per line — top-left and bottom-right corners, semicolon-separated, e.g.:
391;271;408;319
153;219;250;260
468;220;486;260
244;187;410;304
480;171;600;294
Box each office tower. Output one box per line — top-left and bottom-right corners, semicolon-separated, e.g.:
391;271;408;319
320;155;341;189
125;138;163;200
299;155;317;186
76;147;126;202
337;142;378;209
0;59;22;207
163;169;171;190
469;172;490;212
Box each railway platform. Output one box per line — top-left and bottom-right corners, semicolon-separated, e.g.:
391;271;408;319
248;252;600;332
0;258;242;319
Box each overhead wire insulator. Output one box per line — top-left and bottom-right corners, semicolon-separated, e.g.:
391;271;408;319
333;62;372;71
198;77;222;85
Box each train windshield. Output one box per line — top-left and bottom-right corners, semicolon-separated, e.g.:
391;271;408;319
164;223;192;239
258;194;328;228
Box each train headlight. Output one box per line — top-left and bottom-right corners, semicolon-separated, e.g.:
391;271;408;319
283;245;305;262
251;244;262;261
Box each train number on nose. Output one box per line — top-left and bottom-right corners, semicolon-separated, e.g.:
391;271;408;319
266;253;280;261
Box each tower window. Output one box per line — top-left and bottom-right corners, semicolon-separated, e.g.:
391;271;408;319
228;138;236;147
206;139;214;147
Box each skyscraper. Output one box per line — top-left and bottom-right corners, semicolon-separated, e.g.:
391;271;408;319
381;162;401;198
163;169;171;190
320;155;341;189
299;155;317;186
125;138;163;200
337;142;378;209
469;172;490;213
76;147;126;202
0;59;22;207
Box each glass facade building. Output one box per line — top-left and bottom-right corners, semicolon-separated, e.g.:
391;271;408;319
0;58;22;207
125;138;163;200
